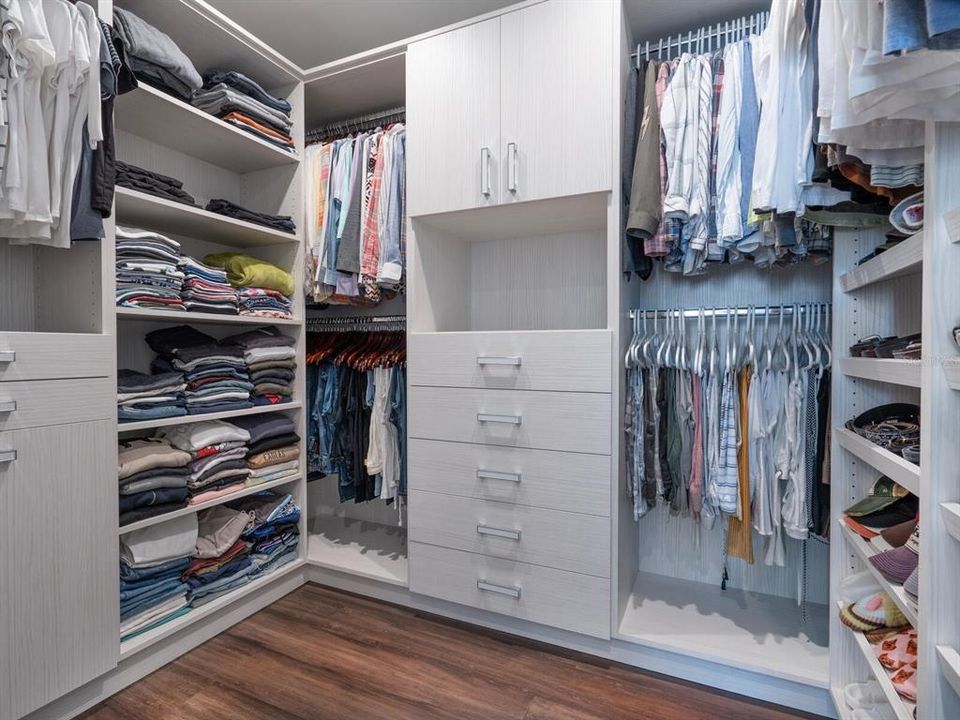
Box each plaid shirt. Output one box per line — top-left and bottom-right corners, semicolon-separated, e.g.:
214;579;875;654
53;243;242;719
360;133;385;280
645;60;675;258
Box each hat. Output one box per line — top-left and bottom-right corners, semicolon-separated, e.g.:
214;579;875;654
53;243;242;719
840;591;908;632
870;525;920;584
903;567;918;600
843;515;880;540
844;477;912;517
879;518;918;550
890;192;923;236
853;498;919;530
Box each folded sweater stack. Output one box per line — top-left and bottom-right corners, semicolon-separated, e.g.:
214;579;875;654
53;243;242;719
118;369;187;423
228;413;301;487
115;226;185;311
181;256;239;315
116;161;196;206
160;420;253;505
118;438;191;526
221;327;297;405
113;8;202;102
205;252;295;319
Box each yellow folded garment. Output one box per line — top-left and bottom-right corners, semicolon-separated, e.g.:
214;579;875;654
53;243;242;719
204;253;294;296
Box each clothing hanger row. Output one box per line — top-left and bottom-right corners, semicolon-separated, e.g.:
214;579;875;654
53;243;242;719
637;11;770;64
306;315;407;333
306;106;406;144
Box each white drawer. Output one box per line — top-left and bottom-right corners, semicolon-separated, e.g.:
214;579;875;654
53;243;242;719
409;330;611;392
0;332;111;382
409;542;610;639
410;490;610;577
0;377;114;431
409;439;610;517
408;386;611;455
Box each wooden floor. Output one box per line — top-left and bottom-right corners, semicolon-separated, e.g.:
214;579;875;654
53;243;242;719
81;584;819;720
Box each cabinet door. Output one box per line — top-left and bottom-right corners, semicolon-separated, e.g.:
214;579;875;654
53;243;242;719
500;0;614;204
406;17;501;216
0;421;117;719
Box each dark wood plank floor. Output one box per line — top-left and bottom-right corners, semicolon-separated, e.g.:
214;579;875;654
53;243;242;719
81;584;820;720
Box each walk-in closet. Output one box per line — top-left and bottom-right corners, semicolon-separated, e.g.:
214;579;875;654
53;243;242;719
1;1;958;719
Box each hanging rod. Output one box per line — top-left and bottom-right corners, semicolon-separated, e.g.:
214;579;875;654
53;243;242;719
306;106;405;144
632;11;770;67
306;314;406;328
629;303;831;320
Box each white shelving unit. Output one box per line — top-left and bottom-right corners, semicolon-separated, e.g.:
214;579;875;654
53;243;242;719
835;428;921;496
839;357;922;388
838;231;923;293
117;306;301;326
117;401;302;433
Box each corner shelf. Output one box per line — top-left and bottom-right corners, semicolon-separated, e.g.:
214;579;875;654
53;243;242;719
940;502;960;543
117;306;301;327
306;516;408;587
838;520;919;628
115;187;300;249
839;232;923;293
118;401;301;434
115;85;300;174
835;428;920;496
839;358;921;388
937;645;960;698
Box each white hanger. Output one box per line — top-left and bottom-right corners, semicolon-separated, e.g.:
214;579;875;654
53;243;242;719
774;304;791;373
745;306;756;368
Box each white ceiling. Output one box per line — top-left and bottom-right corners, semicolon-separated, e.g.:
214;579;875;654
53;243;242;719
209;0;771;71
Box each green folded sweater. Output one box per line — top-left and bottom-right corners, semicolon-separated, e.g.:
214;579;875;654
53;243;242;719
204;253;294;296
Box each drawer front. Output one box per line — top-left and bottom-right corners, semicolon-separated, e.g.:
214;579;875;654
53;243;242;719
409;542;610;639
0;332;111;382
410;490;610;577
408;386;611;455
0;377;113;431
409;330;611;392
409;439;610;516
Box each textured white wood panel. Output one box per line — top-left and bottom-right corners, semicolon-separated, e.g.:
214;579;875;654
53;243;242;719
408;329;612;392
0;377;113;431
0;421;117;719
409;541;611;638
410;490;610;577
409;386;612;455
0;244;38;332
409;438;611;517
408;220;472;333
500;0;613;204
306;516;408;587
406;17;501;216
307;475;407;528
0;332;112;382
838;358;921;388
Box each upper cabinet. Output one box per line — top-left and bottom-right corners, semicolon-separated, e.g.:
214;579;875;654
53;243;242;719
407;0;614;217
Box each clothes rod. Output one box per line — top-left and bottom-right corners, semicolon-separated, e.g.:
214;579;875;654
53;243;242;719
629;304;831;320
632;11;769;65
306;106;405;142
306;315;406;325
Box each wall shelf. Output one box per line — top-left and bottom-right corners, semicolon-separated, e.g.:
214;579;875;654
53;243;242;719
117;306;301;327
118;401;301;434
839;232;923;293
937;645;960;698
835;428;920;497
940;503;960;543
838;357;921;388
115;187;300;249
305;516;408;587
116;85;300;174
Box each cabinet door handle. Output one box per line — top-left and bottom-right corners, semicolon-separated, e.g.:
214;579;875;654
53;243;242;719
0;450;17;464
477;524;522;541
477;469;522;483
481;147;492;197
477;413;522;425
0;351;15;363
477;355;521;366
477;580;521;599
0;401;16;413
507;142;518;193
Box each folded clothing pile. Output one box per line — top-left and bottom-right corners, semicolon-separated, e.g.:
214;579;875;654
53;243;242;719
228;413;301;487
118;438;191;526
205;252;295;318
116;161;196;206
204;198;296;234
160;420;253;505
193;69;294;152
118;369;187;424
146;325;254;415
113;8;202;101
181;256;239;315
222;327;297;405
115;226;185;311
119;514;197;641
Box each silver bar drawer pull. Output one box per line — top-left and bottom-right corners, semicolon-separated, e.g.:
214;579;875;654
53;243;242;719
480;147;492;197
0;450;17;464
477;580;521;599
507;141;518;193
477;469;522;483
0;401;16;413
477;413;522;425
477;524;521;541
476;355;521;366
0;351;15;363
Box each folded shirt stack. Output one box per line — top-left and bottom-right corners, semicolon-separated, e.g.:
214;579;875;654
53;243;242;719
116;161;197;206
146;325;254;415
113;8;202;102
160;420;253;504
181;256;239;315
204;252;295;318
228;413;301;487
116;226;185;311
120;514;198;640
193;69;295;153
118;369;188;424
221;327;297;405
118;438;192;526
204;198;296;234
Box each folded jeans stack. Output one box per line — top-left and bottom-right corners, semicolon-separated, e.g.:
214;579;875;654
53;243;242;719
119;514;198;640
118;438;192;526
193;70;295;153
160;420;253;504
204;198;296;234
118;369;188;424
147;325;254;415
228;412;301;487
113;8;202;101
115;226;185;310
205;252;295;318
181;256;239;315
222;326;297;405
116;161;196;206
